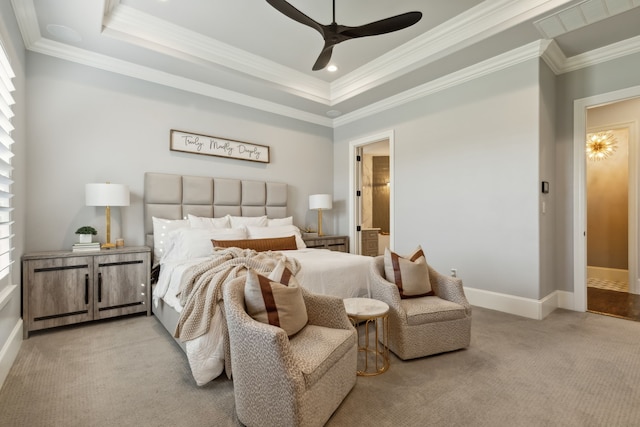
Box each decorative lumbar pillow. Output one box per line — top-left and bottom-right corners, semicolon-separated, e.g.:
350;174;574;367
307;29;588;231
162;227;248;262
383;246;433;299
212;236;297;252
187;214;230;229
244;268;307;336
246;225;306;249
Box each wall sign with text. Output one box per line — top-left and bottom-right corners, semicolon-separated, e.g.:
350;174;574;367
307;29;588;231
170;129;270;163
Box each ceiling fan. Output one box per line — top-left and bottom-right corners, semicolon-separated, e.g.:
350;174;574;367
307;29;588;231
266;0;422;71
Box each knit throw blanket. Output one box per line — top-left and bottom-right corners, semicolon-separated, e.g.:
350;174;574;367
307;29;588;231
174;247;301;342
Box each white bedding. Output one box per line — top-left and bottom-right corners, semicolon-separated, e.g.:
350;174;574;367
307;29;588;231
283;248;372;298
153;248;372;385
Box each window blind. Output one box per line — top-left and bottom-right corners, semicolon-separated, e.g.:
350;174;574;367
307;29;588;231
0;39;15;281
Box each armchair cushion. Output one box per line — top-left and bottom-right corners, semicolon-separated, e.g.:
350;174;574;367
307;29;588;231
244;268;308;336
384;246;434;298
289;325;355;388
401;297;468;326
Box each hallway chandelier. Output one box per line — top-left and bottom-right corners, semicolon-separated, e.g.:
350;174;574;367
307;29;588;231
586;131;617;161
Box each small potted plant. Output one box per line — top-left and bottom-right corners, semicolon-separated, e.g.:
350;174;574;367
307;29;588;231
75;226;97;244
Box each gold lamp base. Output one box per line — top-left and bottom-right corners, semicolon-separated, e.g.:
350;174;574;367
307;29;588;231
317;209;324;236
102;205;115;249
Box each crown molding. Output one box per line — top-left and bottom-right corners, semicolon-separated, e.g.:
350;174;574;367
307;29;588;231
561;34;640;74
539;39;566;74
540;34;640;75
11;0;640;130
10;0;40;49
103;0;579;107
334;40;549;127
102;4;331;105
330;0;577;104
28;37;333;127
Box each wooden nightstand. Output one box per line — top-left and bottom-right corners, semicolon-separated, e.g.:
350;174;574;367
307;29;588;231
302;235;349;252
361;228;380;257
21;246;151;338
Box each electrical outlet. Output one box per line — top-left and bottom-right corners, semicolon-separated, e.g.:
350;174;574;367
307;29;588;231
450;268;457;277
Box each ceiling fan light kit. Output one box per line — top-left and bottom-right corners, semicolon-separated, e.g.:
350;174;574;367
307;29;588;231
266;0;422;71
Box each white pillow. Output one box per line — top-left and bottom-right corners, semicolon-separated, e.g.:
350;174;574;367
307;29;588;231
229;215;268;228
162;227;247;263
188;214;230;229
246;225;306;249
267;216;293;227
152;217;190;266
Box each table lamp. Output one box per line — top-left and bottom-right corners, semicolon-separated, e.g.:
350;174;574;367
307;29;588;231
309;194;332;236
86;182;130;249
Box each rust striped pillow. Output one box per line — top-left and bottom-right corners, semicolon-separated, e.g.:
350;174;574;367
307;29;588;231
244;266;307;336
383;246;433;299
212;235;297;252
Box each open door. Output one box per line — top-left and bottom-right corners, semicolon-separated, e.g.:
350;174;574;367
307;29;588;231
349;131;394;256
574;89;640;311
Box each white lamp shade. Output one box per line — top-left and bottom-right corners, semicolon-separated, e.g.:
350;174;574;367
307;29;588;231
309;194;332;210
86;183;130;207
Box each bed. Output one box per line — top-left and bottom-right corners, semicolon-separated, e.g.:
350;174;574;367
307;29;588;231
144;172;372;384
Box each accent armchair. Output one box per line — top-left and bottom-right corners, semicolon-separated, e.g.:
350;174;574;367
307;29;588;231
223;279;357;427
370;256;471;360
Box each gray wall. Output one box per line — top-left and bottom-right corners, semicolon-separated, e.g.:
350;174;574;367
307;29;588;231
539;60;556;299
25;53;334;252
334;59;542;300
0;0;26;388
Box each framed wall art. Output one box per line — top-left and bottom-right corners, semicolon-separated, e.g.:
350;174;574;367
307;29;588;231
170;129;270;163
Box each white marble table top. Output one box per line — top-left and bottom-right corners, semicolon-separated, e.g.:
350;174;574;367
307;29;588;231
343;297;389;319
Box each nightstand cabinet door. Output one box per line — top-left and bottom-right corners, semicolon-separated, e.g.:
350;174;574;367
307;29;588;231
94;252;150;319
24;256;94;333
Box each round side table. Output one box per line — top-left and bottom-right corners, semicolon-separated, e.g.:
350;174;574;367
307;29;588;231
343;297;390;376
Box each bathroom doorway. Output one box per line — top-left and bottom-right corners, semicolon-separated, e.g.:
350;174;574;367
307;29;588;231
349;130;394;256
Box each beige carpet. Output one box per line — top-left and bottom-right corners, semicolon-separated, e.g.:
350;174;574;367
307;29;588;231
2;307;640;427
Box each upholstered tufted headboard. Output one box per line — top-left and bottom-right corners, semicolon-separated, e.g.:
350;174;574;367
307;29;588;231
144;172;288;248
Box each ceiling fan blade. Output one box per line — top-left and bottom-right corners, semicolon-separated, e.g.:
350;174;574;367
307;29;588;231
342;11;422;38
266;0;324;35
312;44;335;71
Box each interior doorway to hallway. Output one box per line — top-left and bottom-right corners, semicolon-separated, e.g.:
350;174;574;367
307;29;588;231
585;123;638;320
576;93;640;320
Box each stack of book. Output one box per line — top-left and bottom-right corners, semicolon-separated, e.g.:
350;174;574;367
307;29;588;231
72;242;101;252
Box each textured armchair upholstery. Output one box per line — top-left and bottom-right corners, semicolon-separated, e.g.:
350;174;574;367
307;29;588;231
370;256;471;360
223;279;357;427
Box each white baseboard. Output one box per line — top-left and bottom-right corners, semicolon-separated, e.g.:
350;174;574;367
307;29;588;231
0;284;23;391
587;266;628;282
464;287;577;320
0;318;22;391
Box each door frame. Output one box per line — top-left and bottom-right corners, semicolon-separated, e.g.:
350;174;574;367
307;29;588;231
349;130;395;254
573;86;640;311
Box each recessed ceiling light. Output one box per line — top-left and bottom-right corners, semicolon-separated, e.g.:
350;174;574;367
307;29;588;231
327;65;338;72
46;24;82;43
